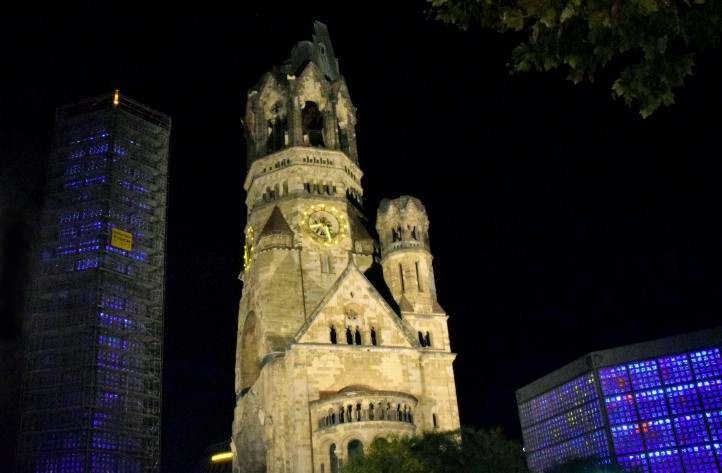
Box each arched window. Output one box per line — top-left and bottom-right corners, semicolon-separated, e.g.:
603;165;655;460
347;440;364;461
415;261;423;291
302;101;325;147
330;444;339;473
354;327;362;345
338;126;349;153
433;413;438;428
329;326;337;344
346;327;353;344
369;403;375;420
370;327;377;346
266;115;288;153
424;332;431;348
356;403;362;421
392;226;403;242
418;331;425;346
339;407;345;423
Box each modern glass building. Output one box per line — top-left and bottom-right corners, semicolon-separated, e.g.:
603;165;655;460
517;328;722;473
17;92;170;473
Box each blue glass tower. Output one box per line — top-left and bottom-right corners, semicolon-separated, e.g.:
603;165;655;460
517;328;722;473
17;92;170;473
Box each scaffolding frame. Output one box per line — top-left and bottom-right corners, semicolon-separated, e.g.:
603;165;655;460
18;93;171;473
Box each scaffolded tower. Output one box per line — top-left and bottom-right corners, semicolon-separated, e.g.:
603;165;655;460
18;92;171;473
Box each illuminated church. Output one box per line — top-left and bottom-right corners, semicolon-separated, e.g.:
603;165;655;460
232;22;460;473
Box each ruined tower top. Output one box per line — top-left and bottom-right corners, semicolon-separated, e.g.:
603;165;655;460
244;21;359;167
281;21;340;81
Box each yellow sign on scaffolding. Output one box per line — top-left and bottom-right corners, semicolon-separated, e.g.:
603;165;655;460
111;227;133;251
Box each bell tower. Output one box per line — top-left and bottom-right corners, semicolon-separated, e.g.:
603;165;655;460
376;197;450;351
232;22;460;473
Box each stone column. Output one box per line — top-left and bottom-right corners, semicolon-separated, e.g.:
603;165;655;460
253;99;267;158
323;100;339;149
288;82;304;146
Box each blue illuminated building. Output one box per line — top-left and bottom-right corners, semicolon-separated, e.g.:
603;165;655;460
18;92;170;473
517;328;722;473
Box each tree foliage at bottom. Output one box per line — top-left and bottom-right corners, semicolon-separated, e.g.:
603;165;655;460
340;427;528;473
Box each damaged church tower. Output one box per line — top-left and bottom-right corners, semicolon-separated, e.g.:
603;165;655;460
232;21;460;473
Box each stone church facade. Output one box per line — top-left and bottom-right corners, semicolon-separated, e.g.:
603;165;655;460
232;22;460;473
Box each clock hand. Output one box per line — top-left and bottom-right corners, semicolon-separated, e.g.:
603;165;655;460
309;223;323;229
324;226;331;241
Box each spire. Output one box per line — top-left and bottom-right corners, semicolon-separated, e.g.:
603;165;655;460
259;206;293;238
257;206;294;251
281;21;340;81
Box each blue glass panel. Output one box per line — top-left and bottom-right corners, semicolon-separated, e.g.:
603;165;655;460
586;429;611;459
691;349;722;381
612;423;645;454
522;423;542;452
666;383;702;415
601;365;632;395
674;414;710;446
705;410;722;442
606;394;639;425
636;389;669;420
630;360;662;390
647;449;684;473
35;453;85;473
617;453;649;473
680;444;718;473
697;379;722;410
519;373;598;433
658;355;693;386
644;419;677;450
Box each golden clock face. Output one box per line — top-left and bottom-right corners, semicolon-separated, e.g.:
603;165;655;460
243;226;255;270
301;205;348;245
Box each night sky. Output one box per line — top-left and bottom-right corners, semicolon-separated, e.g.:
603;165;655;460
2;4;722;472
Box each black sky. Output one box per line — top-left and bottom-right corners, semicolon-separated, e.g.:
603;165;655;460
2;3;722;472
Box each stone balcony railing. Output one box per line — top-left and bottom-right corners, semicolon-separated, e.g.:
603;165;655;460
383;240;426;254
312;386;418;431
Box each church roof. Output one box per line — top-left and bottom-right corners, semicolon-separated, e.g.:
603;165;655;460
259;206;293;238
398;295;414;313
293;261;417;348
363;262;400;315
378;195;427;215
349;211;374;243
